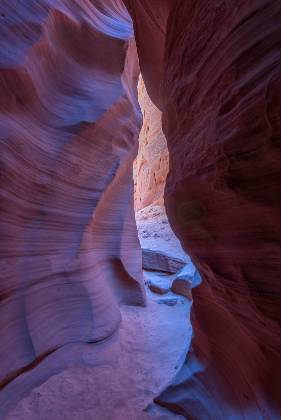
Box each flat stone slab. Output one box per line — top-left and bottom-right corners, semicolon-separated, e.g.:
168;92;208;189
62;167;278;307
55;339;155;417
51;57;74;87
142;248;187;273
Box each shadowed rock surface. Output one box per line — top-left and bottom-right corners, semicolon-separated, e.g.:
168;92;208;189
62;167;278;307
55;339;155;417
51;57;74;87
128;1;281;418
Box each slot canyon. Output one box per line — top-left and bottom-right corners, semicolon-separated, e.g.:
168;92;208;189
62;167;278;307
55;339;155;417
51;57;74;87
0;1;281;419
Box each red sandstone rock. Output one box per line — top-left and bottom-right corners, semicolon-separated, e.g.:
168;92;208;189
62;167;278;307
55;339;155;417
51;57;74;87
126;0;281;418
0;1;145;415
171;279;192;302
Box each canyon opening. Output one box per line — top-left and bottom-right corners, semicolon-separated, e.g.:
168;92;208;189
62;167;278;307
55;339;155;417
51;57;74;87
0;1;281;419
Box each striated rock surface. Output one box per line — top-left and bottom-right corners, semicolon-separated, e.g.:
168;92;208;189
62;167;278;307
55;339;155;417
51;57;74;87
4;287;190;420
0;1;145;415
127;0;281;418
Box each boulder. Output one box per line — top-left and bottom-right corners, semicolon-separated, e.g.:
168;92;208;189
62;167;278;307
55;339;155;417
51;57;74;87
171;279;192;301
148;282;170;295
175;264;202;289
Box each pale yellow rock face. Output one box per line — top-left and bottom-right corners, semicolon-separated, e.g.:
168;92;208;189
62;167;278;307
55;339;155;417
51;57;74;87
134;77;169;211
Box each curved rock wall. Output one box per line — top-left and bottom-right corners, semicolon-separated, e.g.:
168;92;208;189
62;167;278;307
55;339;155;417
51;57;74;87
126;0;281;418
0;0;145;410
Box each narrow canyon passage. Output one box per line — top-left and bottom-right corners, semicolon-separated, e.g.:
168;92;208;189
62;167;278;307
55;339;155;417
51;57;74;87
0;1;281;419
4;77;195;420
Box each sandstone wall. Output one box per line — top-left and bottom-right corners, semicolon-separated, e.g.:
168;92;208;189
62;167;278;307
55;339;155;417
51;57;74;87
134;77;169;211
126;0;281;418
0;1;145;414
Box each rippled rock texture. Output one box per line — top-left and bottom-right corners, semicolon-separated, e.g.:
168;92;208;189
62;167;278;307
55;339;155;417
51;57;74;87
1;0;281;419
0;1;146;414
128;1;281;418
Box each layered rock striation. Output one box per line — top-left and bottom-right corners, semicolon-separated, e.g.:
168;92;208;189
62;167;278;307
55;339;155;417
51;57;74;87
0;1;145;414
1;1;281;419
127;1;281;418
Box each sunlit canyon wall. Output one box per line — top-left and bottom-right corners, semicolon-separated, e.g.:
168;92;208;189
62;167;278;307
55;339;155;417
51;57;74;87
134;77;168;211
